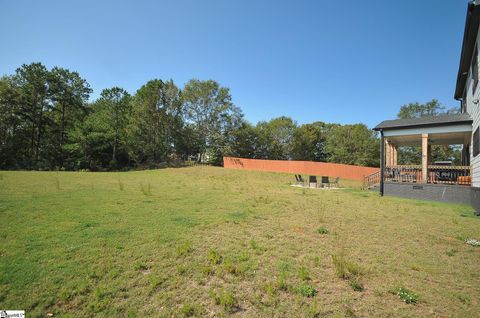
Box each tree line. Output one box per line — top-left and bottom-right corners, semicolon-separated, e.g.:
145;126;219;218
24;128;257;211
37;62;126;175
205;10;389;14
0;63;382;171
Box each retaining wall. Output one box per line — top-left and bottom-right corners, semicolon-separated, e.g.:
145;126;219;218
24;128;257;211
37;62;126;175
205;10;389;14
223;157;379;181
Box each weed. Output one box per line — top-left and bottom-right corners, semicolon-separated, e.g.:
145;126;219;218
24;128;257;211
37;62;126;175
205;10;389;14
393;286;418;304
331;253;362;279
133;262;149;271
307;301;321;318
223;258;240;275
278;260;291;272
118;180;124;191
452;217;459;225
345;306;356;318
140;182;152;196
0;174;3;180
313;256;321;267
276;272;288;291
209;288;238;312
200;264;214;276
446;249;457;257
297;266;311;281
455;293;471;305
176;265;188;275
127;310;137;318
207;249;222;265
317;227;329;235
249;238;259;250
179;303;201;317
262;281;277;296
348;277;364;292
295;283;318;297
149;276;162;292
54;177;61;190
238;251;249;262
175;241;193;257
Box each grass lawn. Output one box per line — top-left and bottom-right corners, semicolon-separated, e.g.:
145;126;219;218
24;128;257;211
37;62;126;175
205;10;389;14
0;166;479;317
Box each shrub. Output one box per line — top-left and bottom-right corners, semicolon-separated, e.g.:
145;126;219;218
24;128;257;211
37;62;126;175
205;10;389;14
317;227;329;235
296;284;318;297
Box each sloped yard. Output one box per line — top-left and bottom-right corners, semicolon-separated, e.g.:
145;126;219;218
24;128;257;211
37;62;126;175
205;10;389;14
0;166;479;317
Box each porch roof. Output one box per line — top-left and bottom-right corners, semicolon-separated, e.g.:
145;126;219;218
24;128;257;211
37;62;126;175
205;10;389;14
373;113;472;131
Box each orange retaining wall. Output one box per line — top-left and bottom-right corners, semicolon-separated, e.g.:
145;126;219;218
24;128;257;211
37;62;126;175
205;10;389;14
223;157;379;181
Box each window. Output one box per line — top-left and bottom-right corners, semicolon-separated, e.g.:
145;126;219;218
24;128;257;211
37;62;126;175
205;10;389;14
472;46;479;94
473;127;479;157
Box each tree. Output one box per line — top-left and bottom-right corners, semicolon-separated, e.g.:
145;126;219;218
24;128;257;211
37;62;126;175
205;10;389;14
182;79;243;164
69;87;131;170
324;124;379;166
397;100;461;165
255;117;297;160
0;77;27;168
127;79;182;165
229;121;258;158
397;99;458;119
291;122;332;161
10;63;51;168
47;67;92;168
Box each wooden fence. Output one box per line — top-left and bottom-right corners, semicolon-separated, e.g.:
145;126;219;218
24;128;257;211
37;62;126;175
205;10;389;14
223;157;379;181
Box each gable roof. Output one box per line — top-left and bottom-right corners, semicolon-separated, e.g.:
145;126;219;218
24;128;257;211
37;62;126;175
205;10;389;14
455;1;480;100
373;113;472;131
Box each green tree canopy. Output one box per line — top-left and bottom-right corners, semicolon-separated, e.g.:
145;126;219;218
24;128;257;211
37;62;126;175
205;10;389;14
324;124;379;166
396;99;461;165
182;79;243;164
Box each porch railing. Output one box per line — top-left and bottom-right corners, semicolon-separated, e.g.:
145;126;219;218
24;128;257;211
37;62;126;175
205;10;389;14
363;170;381;189
427;165;471;185
384;165;471;185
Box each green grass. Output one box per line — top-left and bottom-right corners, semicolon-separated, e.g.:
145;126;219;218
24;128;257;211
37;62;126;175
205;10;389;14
0;166;479;317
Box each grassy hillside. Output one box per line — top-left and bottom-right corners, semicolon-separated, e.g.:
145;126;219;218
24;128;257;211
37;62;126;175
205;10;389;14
0;166;479;317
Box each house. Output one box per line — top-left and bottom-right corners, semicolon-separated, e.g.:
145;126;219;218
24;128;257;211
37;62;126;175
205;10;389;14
369;1;480;213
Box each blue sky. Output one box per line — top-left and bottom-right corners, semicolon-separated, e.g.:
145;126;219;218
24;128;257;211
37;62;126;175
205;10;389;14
0;0;469;128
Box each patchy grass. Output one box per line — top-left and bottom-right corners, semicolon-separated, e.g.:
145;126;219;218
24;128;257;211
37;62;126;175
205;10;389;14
0;166;479;317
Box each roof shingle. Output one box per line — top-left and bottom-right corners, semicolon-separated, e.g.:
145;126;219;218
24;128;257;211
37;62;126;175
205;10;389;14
373;113;472;131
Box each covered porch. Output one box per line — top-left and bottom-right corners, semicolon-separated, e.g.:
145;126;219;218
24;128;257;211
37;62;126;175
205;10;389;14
373;114;473;192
